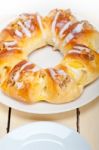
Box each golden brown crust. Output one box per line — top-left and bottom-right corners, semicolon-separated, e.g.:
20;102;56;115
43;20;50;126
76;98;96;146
0;9;99;104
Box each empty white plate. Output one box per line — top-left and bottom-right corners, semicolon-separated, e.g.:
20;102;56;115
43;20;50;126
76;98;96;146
0;122;91;150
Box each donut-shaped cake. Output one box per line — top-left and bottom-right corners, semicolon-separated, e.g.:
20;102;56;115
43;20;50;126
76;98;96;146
0;9;99;103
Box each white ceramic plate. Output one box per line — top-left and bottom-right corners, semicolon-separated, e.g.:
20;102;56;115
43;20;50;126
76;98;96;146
0;122;91;150
0;0;99;114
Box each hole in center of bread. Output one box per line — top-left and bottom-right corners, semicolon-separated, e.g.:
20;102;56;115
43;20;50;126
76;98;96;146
29;46;63;68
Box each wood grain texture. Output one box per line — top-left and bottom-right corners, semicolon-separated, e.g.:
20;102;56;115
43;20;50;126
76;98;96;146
80;97;99;150
0;104;8;137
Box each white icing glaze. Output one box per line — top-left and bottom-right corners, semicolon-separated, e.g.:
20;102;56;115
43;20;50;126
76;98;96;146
37;14;46;39
57;70;67;77
6;47;22;51
72;22;84;34
68;49;81;54
51;11;60;43
13;72;20;82
62;22;84;47
15;29;23;38
63;33;74;46
15;81;23;89
59;21;72;38
3;41;23;51
49;68;56;80
24;20;31;29
31;65;40;72
74;45;85;51
4;41;17;47
57;22;65;29
4;41;19;51
14;62;33;82
49;68;67;81
74;45;90;52
18;21;31;38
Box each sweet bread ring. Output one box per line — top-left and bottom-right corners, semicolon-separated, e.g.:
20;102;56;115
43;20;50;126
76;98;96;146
0;9;99;104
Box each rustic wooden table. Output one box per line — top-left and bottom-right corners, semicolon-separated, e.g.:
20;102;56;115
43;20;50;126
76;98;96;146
0;97;99;150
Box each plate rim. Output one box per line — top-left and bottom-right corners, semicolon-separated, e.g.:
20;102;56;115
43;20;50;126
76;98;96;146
0;121;91;150
0;79;99;114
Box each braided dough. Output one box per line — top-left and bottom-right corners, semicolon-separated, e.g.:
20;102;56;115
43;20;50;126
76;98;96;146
0;9;99;103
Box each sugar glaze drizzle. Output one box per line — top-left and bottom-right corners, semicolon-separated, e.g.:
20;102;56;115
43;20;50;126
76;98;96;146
13;62;33;82
51;11;60;45
13;62;40;83
37;14;46;40
31;65;40;72
3;41;20;51
51;11;84;50
68;44;91;54
17;21;31;38
59;21;72;38
49;68;67;82
62;22;84;47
